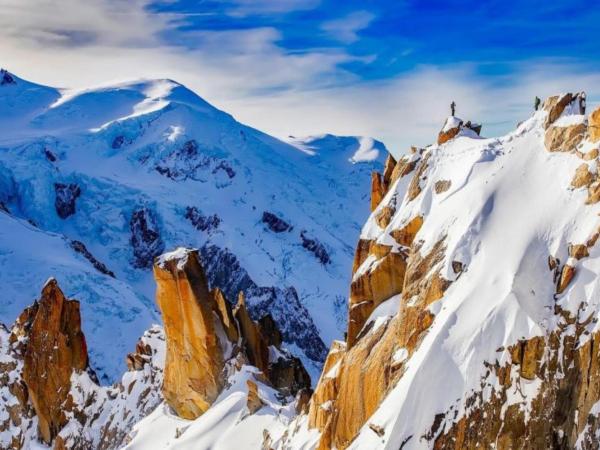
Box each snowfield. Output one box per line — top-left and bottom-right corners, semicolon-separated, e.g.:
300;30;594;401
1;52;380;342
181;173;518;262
0;73;384;383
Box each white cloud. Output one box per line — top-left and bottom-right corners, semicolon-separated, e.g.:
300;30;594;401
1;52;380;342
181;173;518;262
321;10;376;44
1;1;599;158
0;0;169;46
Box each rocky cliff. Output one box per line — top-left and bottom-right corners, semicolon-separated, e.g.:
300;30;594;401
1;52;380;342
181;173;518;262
278;97;600;450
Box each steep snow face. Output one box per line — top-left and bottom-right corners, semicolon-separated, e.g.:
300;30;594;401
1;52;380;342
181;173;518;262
0;72;384;382
346;107;600;448
124;365;300;450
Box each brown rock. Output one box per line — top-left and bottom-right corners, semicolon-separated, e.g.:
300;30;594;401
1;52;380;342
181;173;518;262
382;154;397;192
351;239;372;274
407;154;430;201
347;250;407;347
543;93;574;129
438;119;463;145
375;206;395;228
21;279;88;445
370;171;385;211
212;288;239;343
557;264;575;294
452;260;463;274
126;340;152;371
390;215;424;247
571;164;595;188
308;340;346;430
434;179;451;194
544;123;586;152
569;243;589;260
587;181;600;204
389;156;418;188
154;249;226;419
155;250;311;418
234;292;270;375
257;314;282;348
294;388;312;415
433;309;600;449
583;148;599;161
589;106;600;143
246;380;264;414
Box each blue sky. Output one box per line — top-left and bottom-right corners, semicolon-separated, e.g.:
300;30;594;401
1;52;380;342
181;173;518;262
2;0;599;153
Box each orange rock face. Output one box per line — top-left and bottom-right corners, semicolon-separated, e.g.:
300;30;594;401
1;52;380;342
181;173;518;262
154;248;311;420
438;125;462;145
382;154;397;192
544;123;586;152
19;279;88;445
543;93;574;128
590;106;600;143
154;249;227;419
571;163;595;188
370;171;385;211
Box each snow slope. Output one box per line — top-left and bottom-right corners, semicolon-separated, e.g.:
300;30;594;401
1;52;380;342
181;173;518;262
0;72;385;382
347;105;600;448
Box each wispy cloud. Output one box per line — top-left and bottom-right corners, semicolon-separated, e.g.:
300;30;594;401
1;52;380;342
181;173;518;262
223;0;320;17
1;0;599;156
321;10;375;44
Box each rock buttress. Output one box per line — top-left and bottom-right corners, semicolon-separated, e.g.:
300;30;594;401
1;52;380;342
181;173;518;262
154;249;226;419
154;248;312;420
19;279;89;445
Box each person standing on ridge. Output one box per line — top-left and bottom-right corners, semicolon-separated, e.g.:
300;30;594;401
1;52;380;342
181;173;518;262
534;96;541;111
451;101;456;116
580;92;587;114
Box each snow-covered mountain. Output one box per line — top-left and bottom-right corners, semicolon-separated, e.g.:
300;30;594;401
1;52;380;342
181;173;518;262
0;70;385;382
5;66;600;450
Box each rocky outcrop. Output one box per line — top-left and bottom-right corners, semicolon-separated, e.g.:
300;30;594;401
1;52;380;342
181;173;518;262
0;69;16;85
262;211;292;232
70;240;115;277
543;92;590;152
18;279;89;445
154;248;311;420
543;93;575;128
431;309;600;449
382;154;397;192
130;207;164;268
544;122;587;152
185;206;221;233
54;183;81;219
246;380;264;414
300;231;331;265
438;118;482;145
1;286;166;450
590;106;600;143
571;163;594;188
153;249;226;419
199;244;328;362
370;171;385;211
434;179;451;193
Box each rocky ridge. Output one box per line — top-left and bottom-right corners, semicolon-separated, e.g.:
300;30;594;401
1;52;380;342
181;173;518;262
276;97;600;449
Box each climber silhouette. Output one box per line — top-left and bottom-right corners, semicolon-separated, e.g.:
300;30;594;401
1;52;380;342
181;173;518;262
451;101;456;116
534;96;541;111
580;92;587;114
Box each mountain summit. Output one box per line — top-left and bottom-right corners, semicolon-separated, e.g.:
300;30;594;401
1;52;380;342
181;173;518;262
0;70;385;383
